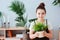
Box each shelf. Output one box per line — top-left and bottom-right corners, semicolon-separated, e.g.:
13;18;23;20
0;27;25;30
0;36;5;39
5;37;23;40
0;28;5;30
6;27;25;30
0;27;26;40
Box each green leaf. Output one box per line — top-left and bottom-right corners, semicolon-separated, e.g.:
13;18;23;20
33;22;48;32
52;0;60;5
0;12;2;17
58;0;60;3
54;2;58;5
52;0;56;4
9;0;26;26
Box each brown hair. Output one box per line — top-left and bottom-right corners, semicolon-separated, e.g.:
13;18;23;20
36;3;46;13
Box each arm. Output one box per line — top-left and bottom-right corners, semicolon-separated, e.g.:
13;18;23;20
29;30;38;39
44;21;53;39
29;21;39;39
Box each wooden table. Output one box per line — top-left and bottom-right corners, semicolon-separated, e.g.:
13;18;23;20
0;27;26;40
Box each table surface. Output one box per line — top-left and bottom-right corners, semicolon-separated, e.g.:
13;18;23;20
0;27;26;30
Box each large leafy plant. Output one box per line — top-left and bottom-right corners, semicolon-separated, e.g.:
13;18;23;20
33;22;48;32
9;0;26;26
52;0;60;5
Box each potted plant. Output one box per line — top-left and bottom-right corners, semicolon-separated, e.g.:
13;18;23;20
33;22;48;38
9;0;27;27
52;0;60;5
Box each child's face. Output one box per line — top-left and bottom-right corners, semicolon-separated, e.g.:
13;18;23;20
36;9;46;19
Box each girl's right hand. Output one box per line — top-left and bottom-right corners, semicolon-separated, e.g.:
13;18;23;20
34;32;39;38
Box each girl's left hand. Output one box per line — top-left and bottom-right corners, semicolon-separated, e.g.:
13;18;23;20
43;31;48;37
43;31;53;38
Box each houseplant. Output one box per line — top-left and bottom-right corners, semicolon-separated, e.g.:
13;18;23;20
9;0;27;26
52;0;60;5
33;22;48;38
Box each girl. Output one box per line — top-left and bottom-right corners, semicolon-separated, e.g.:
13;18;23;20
29;3;53;40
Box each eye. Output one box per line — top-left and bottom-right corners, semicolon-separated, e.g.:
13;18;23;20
42;13;45;15
38;13;40;15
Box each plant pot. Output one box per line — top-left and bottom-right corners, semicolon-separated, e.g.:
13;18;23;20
37;31;44;38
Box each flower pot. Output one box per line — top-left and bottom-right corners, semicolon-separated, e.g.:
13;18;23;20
37;31;44;38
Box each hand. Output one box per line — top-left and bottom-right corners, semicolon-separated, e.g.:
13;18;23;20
44;31;53;38
37;31;44;38
43;31;48;37
34;32;39;37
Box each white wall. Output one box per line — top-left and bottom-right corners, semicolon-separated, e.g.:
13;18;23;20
0;0;60;27
0;0;17;27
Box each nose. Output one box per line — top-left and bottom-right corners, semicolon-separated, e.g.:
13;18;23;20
40;14;42;17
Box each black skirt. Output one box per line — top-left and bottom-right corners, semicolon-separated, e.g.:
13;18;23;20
33;37;49;40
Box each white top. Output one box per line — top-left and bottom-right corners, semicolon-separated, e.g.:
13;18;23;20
29;20;53;31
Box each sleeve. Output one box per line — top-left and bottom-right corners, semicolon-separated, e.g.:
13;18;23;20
29;22;34;31
48;21;53;30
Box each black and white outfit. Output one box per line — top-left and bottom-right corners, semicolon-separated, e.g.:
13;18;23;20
29;19;53;40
